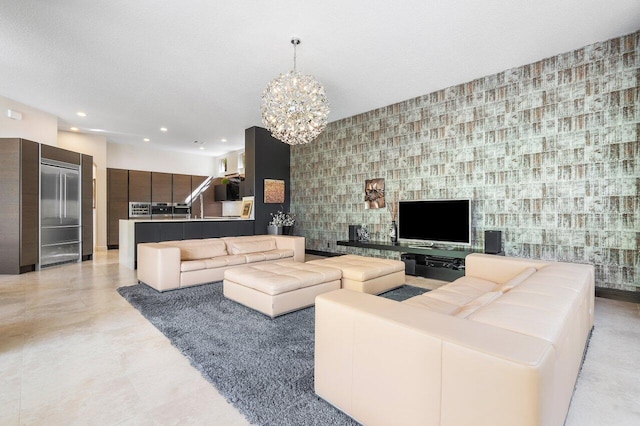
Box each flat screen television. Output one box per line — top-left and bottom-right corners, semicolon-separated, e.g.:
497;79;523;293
398;199;471;246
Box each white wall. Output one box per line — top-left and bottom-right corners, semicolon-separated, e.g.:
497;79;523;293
215;149;245;176
107;142;216;176
0;95;58;145
58;131;108;250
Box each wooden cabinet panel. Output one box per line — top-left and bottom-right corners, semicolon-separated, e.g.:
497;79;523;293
20;139;39;268
172;174;191;204
128;170;151;202
0;139;21;274
107;168;129;247
41;144;80;165
151;172;172;203
81;154;93;257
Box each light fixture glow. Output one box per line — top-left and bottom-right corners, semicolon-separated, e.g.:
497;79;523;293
199;146;205;150
70;127;79;131
76;111;87;117
160;127;168;132
88;128;105;132
221;138;227;142
143;138;150;142
261;37;329;145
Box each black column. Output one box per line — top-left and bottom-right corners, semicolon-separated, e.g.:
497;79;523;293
244;127;290;235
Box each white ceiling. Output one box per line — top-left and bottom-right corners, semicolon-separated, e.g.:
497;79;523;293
1;1;638;156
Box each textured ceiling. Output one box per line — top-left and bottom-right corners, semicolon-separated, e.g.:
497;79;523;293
0;0;638;156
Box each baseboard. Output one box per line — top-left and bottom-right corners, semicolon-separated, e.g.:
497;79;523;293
306;249;341;257
595;287;640;303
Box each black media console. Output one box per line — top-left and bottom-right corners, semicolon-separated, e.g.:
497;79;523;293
336;240;477;281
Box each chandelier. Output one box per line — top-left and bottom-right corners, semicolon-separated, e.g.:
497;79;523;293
261;38;330;145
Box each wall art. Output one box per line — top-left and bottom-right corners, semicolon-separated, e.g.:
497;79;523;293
364;178;385;209
264;179;285;204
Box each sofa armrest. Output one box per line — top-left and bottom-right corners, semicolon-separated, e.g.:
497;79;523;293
137;243;181;292
315;290;556;426
272;235;305;262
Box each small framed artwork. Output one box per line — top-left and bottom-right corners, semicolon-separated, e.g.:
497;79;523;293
264;179;285;204
364;178;385;209
240;199;253;218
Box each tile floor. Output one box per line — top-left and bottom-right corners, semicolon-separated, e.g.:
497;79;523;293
0;251;638;425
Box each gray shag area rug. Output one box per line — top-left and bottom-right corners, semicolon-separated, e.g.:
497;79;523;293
117;282;428;425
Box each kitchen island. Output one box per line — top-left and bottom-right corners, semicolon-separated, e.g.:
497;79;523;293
119;217;255;269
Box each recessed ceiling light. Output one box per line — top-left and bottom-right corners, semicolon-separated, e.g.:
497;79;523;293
76;111;87;117
143;138;150;142
199;146;205;150
160;127;168;132
88;128;105;132
221;138;227;142
70;127;79;131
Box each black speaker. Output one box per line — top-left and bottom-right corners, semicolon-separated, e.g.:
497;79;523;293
401;254;416;275
348;225;361;241
484;230;503;255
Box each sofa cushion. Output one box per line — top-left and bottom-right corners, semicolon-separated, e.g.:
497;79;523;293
402;294;460;315
454;291;503;318
224;237;277;255
203;255;247;269
163;239;228;261
444;276;499;294
180;259;207;272
497;267;537;293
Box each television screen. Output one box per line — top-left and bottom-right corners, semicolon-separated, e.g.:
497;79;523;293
398;199;471;245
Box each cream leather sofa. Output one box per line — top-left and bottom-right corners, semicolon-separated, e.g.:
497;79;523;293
137;235;305;292
315;253;594;426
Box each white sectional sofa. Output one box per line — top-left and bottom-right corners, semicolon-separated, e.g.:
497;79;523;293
315;253;594;426
137;235;305;292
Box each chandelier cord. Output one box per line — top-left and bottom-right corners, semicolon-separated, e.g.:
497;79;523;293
292;40;297;72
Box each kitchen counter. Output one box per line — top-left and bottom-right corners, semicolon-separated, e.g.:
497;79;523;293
125;217;249;223
119;218;255;269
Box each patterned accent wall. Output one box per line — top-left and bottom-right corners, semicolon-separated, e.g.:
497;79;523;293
290;31;639;291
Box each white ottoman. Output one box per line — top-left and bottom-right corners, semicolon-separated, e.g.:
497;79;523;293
306;254;405;294
223;261;342;318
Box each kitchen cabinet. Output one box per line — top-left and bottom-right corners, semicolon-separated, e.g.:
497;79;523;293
41;144;80;165
81;154;93;259
172;174;191;204
151;172;172;203
107;168;128;248
0;138;39;274
128;170;151;202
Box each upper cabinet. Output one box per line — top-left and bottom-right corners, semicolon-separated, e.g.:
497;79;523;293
172;174;192;204
41;144;80;165
151;172;172;203
128;170;151;202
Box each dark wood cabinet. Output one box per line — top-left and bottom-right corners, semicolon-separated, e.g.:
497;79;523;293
0;139;39;273
107;168;129;248
41;144;80;165
81;154;93;258
172;174;191;204
128;170;151;202
151;172;172;203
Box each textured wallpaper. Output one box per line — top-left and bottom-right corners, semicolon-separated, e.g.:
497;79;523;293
290;31;639;291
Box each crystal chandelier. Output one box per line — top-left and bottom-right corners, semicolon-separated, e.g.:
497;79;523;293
261;38;330;145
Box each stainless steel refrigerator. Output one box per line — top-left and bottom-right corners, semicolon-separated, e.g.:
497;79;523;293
40;159;81;267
